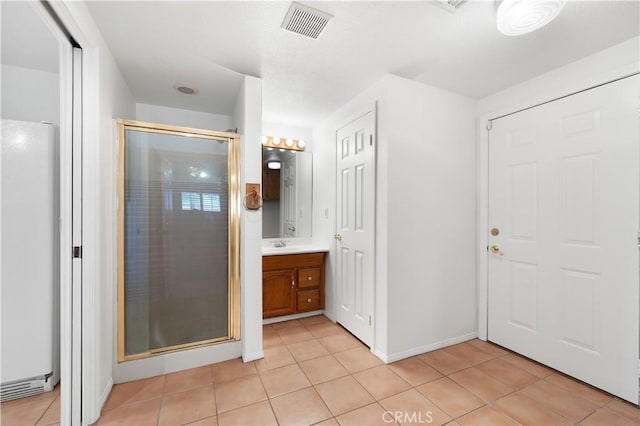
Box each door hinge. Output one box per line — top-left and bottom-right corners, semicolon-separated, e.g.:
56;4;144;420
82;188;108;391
486;121;493;131
368;316;372;326
637;231;640;247
73;246;82;258
369;134;373;146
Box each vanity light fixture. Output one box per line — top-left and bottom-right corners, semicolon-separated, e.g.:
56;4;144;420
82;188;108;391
261;135;306;152
496;0;566;36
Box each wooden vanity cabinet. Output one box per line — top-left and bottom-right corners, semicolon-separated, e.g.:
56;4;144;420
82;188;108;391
262;252;325;319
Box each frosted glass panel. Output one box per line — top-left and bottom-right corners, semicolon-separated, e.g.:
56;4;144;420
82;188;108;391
123;129;229;356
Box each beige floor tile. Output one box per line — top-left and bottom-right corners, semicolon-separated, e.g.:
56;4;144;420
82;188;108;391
456;406;518;426
314;418;339;425
494;393;572;426
271;319;303;330
1;395;57;426
475;358;538;389
379;389;451;426
259;363;311;398
263;333;285;349
217;400;277;426
315;376;375;416
518;379;599;422
388;357;443;386
97;398;161;426
263;325;278;338
352;365;411;400
36;396;60;426
287;339;330;362
186;416;218;426
306;322;346;339
418;349;472;375
158;385;216;425
164;365;213;395
500;353;554;378
299;315;331;327
211;358;257;384
318;334;363;354
465;339;510;357
580;407;639;426
255;345;296;372
299;355;350;384
334;347;383;373
104;375;165;410
443;342;495;366
416;377;485;419
336;402;395;426
278;327;316;345
605;399;640;423
545;373;612;405
214;375;267;413
270;387;332;426
450;367;514;401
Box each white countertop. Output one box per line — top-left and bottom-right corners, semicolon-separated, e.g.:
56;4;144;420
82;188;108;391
262;245;330;256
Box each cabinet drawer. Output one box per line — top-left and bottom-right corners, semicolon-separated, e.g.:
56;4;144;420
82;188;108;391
298;268;320;289
297;289;321;311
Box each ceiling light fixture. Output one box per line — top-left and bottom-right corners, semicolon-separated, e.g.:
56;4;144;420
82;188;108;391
173;83;199;95
496;0;566;36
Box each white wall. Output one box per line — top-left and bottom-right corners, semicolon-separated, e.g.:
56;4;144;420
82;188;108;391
313;74;477;362
1;65;60;125
233;76;264;362
475;36;640;341
135;103;232;131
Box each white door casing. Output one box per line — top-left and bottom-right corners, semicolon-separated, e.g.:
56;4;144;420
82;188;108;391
335;110;376;347
488;75;639;403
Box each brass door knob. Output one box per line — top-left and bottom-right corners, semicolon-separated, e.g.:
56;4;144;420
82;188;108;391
334;234;342;241
490;245;503;256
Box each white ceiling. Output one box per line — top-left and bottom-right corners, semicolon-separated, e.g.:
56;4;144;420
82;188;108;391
57;1;640;126
1;1;59;73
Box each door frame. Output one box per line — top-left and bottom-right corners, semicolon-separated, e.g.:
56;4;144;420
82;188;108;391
332;103;377;348
477;67;640;341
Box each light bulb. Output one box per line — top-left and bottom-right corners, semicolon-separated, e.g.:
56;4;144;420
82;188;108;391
272;137;281;145
285;138;294;147
261;136;268;145
297;140;306;149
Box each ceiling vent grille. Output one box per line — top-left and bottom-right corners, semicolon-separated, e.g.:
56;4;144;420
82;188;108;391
433;0;466;13
281;2;333;39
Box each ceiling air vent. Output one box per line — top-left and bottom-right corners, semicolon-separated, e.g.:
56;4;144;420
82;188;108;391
281;2;333;39
433;0;466;13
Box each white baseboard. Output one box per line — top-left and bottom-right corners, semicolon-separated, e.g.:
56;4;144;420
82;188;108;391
262;310;324;325
373;332;478;364
242;351;265;363
323;310;336;322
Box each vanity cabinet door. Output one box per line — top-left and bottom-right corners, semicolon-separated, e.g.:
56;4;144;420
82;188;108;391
262;269;296;318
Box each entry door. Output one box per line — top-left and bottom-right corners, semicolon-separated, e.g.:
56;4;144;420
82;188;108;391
488;75;639;403
335;110;376;346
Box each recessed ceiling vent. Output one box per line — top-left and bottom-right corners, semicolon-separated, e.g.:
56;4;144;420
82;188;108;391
281;2;333;39
433;0;466;13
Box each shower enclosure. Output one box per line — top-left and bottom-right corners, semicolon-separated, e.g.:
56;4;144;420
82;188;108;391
117;120;240;361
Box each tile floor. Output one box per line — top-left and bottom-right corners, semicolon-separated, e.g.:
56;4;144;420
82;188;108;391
2;315;639;425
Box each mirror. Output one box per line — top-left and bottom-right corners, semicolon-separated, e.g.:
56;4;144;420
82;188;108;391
262;148;312;239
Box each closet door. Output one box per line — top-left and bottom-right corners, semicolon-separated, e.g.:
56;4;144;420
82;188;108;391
488;75;639;403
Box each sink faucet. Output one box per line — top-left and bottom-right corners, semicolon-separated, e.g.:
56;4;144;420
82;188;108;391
274;240;287;248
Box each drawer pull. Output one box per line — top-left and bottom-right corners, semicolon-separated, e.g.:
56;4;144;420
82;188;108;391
307;298;312;303
291;280;295;287
307;276;312;281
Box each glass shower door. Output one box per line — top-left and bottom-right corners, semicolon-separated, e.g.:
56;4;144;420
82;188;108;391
118;121;239;360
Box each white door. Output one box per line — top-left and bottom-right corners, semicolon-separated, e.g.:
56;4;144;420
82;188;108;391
488;75;639;404
335;110;376;346
282;155;297;238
